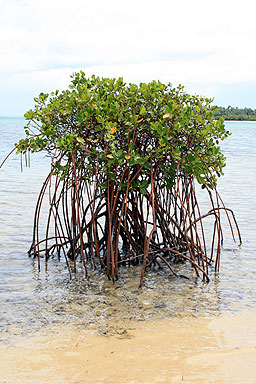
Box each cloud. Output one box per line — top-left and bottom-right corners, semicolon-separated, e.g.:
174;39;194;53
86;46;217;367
1;0;256;114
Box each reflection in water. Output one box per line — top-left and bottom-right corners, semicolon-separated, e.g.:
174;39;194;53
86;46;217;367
0;118;256;341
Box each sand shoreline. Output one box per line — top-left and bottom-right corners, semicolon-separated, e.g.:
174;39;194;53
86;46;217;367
1;312;256;383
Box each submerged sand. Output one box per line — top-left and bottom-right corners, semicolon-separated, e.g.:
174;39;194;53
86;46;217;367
1;312;256;384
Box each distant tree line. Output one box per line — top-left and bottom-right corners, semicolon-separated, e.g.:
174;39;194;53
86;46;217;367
214;106;256;121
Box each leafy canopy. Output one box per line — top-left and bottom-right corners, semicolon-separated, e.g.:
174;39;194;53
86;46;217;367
16;72;228;189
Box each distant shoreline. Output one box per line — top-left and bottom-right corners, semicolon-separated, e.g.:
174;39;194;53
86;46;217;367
214;106;256;121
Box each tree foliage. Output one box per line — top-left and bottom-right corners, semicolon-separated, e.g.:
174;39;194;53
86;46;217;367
18;73;228;188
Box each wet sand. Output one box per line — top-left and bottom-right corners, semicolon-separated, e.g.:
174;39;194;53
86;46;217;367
1;312;256;384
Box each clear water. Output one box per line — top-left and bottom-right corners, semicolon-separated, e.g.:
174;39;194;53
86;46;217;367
0;118;255;341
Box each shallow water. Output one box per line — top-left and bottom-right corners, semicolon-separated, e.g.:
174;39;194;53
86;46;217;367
0;118;255;341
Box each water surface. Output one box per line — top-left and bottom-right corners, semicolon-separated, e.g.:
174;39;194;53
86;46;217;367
0;118;255;341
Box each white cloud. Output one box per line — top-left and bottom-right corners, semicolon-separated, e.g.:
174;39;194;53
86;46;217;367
1;0;256;114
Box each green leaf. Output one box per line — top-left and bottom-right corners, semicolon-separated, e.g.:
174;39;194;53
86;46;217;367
140;180;148;189
136;157;146;165
109;172;116;180
76;137;85;145
129;142;134;151
140;187;147;195
101;181;108;189
24;110;34;119
116;149;124;159
159;138;167;147
172;148;181;158
140;106;146;115
166;178;175;190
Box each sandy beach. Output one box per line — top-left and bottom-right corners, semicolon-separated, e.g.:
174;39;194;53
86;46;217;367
1;311;256;384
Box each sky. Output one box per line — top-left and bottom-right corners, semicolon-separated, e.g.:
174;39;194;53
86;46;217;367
1;0;256;116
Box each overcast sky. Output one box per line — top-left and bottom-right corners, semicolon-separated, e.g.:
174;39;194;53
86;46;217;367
1;0;256;116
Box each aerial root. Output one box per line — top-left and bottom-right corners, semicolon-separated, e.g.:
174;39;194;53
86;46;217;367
28;159;241;285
